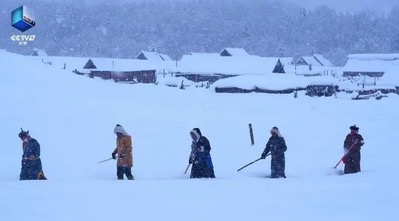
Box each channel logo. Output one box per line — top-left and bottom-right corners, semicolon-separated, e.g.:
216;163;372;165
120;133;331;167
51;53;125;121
11;5;36;32
10;35;36;45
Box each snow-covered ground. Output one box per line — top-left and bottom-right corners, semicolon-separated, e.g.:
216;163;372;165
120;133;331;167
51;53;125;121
1;51;398;220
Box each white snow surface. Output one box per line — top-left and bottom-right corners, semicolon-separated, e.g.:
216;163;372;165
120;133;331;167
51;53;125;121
0;50;398;220
213;74;338;90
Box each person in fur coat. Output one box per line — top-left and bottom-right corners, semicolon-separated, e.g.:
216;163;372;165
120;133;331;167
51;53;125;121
343;125;365;174
18;129;47;180
112;124;134;180
261;127;287;178
188;128;215;178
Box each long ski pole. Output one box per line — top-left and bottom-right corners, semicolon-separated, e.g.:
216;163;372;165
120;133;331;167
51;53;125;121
98;157;114;164
237;153;270;172
184;150;197;174
184;163;191;174
334;141;357;169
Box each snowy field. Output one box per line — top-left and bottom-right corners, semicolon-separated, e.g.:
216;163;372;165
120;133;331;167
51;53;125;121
1;51;398;220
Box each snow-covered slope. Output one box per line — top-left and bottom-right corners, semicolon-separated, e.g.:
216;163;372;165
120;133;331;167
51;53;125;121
0;51;398;220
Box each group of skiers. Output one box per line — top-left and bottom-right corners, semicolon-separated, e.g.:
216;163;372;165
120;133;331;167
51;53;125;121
17;124;364;180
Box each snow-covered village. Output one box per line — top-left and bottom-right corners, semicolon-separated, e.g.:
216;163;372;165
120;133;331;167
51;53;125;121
20;47;399;99
1;0;399;221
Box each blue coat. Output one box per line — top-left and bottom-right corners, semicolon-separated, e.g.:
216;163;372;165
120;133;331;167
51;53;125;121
190;136;215;178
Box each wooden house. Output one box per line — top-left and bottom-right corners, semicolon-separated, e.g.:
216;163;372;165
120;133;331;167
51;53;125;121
76;58;157;83
290;54;335;76
295;54;332;67
340;54;399;95
342;54;399;78
175;53;286;83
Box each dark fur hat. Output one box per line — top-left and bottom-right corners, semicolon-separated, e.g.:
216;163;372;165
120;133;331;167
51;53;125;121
18;128;29;138
349;125;359;131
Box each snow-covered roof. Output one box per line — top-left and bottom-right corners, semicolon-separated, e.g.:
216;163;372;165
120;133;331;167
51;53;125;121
159;53;172;61
220;48;250;57
278;57;294;65
177;54;282;75
38;56;89;71
83;57;176;72
32;49;48;57
296;56;322;66
343;54;399;86
296;54;333;67
348;53;399;60
379;69;399;86
135;51;172;61
314;54;333;66
342;59;393;72
189;52;220;57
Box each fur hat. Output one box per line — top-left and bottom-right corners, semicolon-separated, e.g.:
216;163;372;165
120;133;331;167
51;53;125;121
349;125;359;131
193;128;202;137
18;128;29;138
270;126;282;137
114;124;129;136
190;128;202;141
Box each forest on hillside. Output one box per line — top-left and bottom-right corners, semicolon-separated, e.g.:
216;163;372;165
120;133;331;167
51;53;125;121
2;0;399;65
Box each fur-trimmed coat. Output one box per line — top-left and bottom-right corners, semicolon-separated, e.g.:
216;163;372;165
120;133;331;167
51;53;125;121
113;135;133;167
343;132;364;174
344;133;364;152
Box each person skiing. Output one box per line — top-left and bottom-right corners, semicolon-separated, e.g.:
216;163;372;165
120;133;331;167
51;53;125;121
188;128;215;178
260;127;287;178
18;128;47;180
343;125;365;174
111;124;134;180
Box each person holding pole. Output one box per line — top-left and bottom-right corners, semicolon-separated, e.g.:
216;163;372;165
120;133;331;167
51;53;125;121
260;127;287;178
188;128;215;178
111;124;134;180
343;125;364;174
